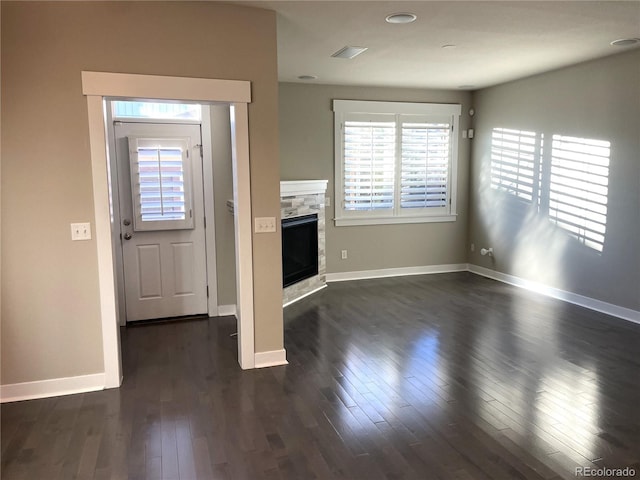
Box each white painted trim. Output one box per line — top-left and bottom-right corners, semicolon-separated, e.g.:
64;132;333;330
283;284;327;307
104;105;127;327
83;72;256;388
200;106;219;317
218;304;237;317
1;373;105;403
334;214;457;227
254;349;288;368
230;103;255;370
81;72;251;103
469;264;640;325
333;99;462;116
280;180;328;197
326;264;469;283
86;95;123;388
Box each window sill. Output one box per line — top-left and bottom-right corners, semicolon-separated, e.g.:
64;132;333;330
334;215;457;227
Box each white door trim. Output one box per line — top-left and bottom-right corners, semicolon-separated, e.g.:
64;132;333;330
200;106;220;317
82;72;255;388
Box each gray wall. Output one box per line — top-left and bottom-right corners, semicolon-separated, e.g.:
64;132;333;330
469;49;640;310
210;106;237;306
279;83;473;273
1;1;281;386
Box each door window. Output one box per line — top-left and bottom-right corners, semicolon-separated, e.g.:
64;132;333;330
128;136;195;231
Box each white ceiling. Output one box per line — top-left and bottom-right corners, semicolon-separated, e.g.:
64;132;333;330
234;1;640;90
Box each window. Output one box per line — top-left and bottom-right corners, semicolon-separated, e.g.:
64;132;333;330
128;136;195;231
334;100;461;226
112;101;201;121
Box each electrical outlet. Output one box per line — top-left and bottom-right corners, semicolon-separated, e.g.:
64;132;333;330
254;217;276;233
71;222;91;241
325;196;331;207
470;243;475;252
341;250;348;260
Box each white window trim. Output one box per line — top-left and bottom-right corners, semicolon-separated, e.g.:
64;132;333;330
333;99;461;227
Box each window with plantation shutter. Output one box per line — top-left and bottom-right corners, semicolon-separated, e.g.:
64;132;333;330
343;117;396;211
128;136;195;231
334;100;461;226
401;120;451;211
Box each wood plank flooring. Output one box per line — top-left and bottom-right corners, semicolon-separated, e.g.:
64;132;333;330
2;272;639;479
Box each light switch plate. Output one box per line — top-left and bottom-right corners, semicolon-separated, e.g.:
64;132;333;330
71;222;91;241
254;217;276;233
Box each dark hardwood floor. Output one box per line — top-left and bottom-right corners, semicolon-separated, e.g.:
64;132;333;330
2;272;639;479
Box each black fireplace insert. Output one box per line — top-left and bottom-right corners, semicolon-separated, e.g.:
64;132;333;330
282;214;319;287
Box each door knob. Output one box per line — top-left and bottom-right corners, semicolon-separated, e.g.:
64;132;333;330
123;233;133;240
123;219;131;226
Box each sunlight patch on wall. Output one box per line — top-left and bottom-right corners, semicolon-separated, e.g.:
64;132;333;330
549;135;610;253
490;128;541;203
489;128;611;254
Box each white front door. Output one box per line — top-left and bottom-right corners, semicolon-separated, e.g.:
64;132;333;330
114;123;208;321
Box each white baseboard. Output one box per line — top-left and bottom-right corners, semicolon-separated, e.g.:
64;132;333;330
254;349;288;368
217;304;237;317
0;373;105;403
283;284;327;307
469;264;640;325
325;263;469;283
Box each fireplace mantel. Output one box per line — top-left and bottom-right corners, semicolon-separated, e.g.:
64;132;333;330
281;180;328;197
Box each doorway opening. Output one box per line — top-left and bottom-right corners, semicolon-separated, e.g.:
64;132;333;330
105;100;233;324
83;72;257;387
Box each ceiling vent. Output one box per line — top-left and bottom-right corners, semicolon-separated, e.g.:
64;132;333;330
331;46;368;59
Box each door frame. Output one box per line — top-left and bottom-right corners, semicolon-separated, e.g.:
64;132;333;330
106;109;219;324
82;71;256;388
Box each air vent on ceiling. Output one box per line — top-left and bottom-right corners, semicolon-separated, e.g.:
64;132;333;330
331;46;368;59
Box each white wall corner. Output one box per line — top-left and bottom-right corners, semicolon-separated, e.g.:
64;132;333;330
254;349;288;368
0;373;105;403
468;264;640;325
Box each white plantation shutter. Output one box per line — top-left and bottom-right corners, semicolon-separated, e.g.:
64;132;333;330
334;100;460;226
400;120;450;210
137;147;186;220
343;118;396;211
129;137;195;231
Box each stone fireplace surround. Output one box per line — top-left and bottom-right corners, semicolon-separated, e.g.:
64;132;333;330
281;180;328;306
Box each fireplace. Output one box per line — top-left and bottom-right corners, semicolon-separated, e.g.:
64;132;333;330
282;214;319;287
281;180;327;306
